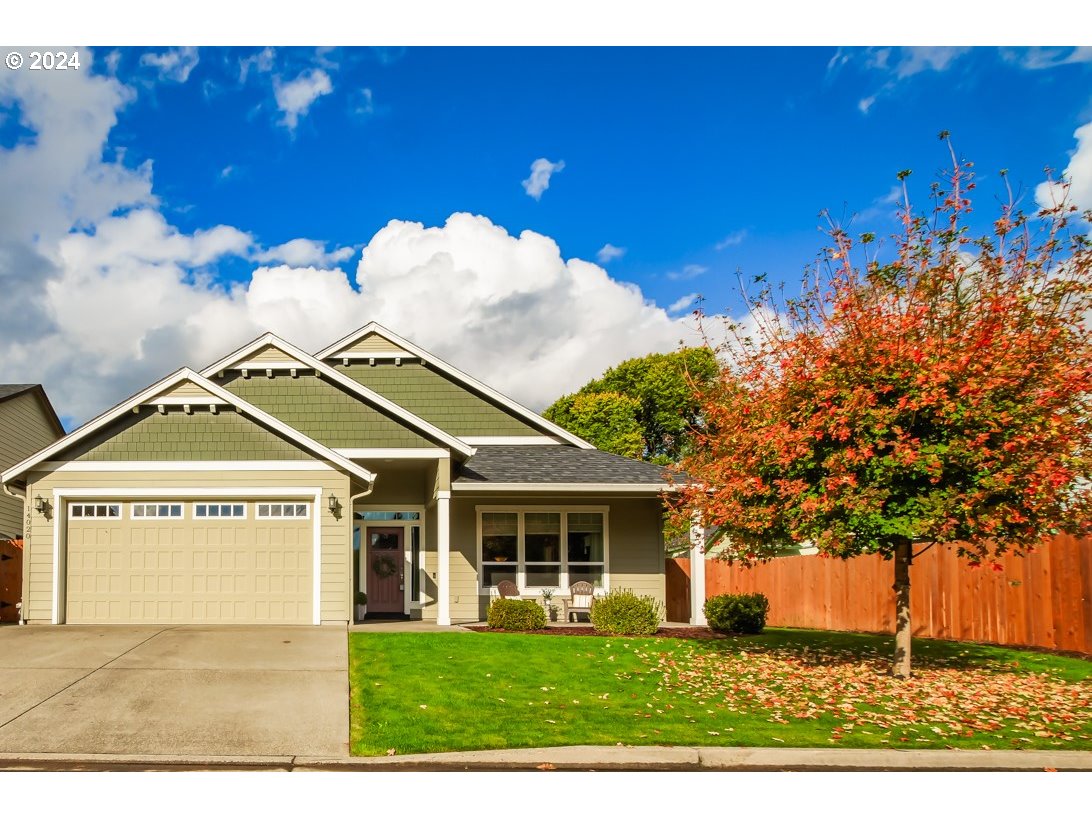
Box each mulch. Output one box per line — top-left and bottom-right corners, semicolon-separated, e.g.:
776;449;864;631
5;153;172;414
465;625;725;639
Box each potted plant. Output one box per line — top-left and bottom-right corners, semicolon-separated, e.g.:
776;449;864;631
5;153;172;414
540;588;558;622
355;592;367;622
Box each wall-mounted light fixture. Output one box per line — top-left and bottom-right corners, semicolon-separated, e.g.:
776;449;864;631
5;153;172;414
327;492;339;513
33;495;48;515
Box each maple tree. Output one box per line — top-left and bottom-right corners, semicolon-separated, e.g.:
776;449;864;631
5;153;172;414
671;138;1092;676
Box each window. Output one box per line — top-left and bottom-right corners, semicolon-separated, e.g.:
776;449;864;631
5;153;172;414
256;502;310;519
478;508;607;592
132;503;183;519
194;503;246;519
410;526;422;602
70;503;121;519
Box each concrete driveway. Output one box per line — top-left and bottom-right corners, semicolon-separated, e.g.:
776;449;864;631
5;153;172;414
0;625;348;757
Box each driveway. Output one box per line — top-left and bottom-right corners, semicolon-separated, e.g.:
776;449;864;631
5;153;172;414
0;625;348;757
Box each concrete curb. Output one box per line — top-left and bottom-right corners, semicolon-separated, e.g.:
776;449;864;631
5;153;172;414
2;746;1091;771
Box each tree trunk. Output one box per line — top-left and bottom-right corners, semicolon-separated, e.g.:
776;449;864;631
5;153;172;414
892;538;912;678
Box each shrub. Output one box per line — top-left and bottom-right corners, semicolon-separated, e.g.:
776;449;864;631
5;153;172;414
486;598;547;630
704;593;769;634
590;589;663;636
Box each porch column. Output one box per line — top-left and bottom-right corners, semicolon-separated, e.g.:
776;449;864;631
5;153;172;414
436;490;451;626
689;516;707;626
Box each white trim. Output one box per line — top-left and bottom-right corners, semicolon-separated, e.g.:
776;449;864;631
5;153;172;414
335;448;450;459
234;360;312;371
689;517;708;627
459;436;566;446
37;460;336;472
199;333;473;457
68;503;123;520
475;505;610;596
354;504;427;614
436;494;451;626
1;368;376;486
315;323;596;450
453;482;671;493
330;351;417;361
144;397;230;407
131;502;185;520
50;486;324;626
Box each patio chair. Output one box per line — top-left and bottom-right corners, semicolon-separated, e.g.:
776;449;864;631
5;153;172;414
496;580;520;599
564;581;595;623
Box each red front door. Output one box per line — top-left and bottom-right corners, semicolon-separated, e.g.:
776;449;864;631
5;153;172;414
366;527;405;614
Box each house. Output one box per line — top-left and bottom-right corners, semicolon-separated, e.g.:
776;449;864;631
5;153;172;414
0;385;65;622
1;324;708;626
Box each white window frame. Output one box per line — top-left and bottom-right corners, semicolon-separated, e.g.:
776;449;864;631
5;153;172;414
475;505;609;595
131;502;185;519
354;505;428;614
69;503;123;520
193;502;248;520
255;502;311;520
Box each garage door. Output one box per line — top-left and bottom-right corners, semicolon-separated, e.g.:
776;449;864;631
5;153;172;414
65;500;313;624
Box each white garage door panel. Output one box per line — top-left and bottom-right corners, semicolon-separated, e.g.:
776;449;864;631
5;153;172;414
66;511;312;624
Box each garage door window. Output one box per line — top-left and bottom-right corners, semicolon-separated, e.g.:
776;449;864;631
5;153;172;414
257;503;310;519
70;504;121;519
194;503;246;519
132;503;183;518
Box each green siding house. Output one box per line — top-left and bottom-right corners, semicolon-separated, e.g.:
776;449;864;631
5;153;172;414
2;324;706;627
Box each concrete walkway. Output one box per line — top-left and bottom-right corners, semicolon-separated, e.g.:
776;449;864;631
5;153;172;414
0;625;348;758
1;744;1089;771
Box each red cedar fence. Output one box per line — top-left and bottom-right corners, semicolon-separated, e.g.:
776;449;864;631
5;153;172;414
0;539;22;624
667;534;1092;655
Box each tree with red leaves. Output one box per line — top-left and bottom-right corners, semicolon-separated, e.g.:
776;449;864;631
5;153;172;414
672;137;1092;677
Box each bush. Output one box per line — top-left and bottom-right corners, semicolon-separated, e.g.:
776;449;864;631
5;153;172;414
704;593;769;634
589;589;663;636
486;598;547;630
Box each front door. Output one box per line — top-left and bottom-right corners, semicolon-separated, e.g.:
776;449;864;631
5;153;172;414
366;527;405;614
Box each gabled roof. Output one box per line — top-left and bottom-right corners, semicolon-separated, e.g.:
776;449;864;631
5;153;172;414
0;384;65;436
316;323;594;449
1;369;376;487
200;333;475;457
453;445;672;492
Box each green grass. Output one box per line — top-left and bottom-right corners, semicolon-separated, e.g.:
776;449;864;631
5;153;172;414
348;628;1092;756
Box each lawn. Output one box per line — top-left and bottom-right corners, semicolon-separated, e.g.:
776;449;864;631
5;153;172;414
348;628;1092;756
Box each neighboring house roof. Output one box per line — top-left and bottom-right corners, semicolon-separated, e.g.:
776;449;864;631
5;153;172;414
0;384;65;436
1;369;376;487
200;333;475;457
453;445;674;491
316;323;594;449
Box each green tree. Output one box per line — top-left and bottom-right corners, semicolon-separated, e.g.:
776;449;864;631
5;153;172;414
545;347;718;463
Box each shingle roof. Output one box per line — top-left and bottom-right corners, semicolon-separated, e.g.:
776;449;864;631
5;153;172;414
454;445;673;485
0;384;37;402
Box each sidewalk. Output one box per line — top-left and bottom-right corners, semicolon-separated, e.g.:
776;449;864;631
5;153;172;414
2;745;1090;771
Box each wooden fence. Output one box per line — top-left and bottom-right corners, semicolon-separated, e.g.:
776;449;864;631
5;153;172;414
667;534;1092;654
0;539;22;624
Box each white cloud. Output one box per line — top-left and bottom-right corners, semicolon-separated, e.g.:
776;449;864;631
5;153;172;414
668;293;699;313
273;68;333;130
0;63;738;425
666;264;709;281
239;47;276;83
1005;47;1092;71
254;238;355;268
353;88;375;117
714;230;747;250
596;243;626;263
846;46;971;114
1037;121;1092;214
140;47;200;83
522;157;565;200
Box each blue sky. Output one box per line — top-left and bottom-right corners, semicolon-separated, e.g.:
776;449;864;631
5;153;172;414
2;45;1091;426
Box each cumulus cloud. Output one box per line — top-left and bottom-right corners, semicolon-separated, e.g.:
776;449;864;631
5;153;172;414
0;62;731;425
140;47;200;83
1036;121;1092;213
666;264;709;281
273;68;333;130
522;157;565;200
239;47;275;83
714;230;747;250
254;238;355;267
596;243;626;263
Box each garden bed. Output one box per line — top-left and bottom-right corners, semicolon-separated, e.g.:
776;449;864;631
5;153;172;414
465;625;724;639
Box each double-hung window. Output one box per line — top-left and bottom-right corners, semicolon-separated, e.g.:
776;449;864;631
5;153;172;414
478;508;607;593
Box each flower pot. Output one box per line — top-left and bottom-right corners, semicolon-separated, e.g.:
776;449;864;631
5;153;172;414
355;604;367;622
